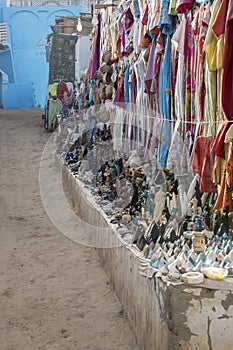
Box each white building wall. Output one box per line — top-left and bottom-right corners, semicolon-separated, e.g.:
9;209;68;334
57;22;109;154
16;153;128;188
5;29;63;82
75;35;91;83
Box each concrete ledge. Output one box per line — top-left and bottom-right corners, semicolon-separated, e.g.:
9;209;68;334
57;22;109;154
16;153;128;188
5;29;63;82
63;167;233;350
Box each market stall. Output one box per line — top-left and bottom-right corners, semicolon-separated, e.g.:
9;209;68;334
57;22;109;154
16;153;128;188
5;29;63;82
52;0;233;348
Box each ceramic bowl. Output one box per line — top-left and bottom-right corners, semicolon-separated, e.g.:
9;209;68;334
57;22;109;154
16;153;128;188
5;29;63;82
202;267;228;280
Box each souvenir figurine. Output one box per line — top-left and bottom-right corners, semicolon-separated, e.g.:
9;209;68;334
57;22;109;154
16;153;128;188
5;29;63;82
111;160;119;179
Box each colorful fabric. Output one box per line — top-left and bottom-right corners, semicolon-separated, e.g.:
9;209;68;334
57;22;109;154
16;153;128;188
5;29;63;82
48;98;62;130
211;0;233;158
191;135;217;193
88;14;101;80
157;36;172;167
176;0;194;13
214;146;233;211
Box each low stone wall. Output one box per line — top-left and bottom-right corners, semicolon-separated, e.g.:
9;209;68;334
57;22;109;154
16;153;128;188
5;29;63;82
63;167;233;350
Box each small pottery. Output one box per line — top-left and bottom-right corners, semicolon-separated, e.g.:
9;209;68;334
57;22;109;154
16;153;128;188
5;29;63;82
202;267;228;280
192;232;205;253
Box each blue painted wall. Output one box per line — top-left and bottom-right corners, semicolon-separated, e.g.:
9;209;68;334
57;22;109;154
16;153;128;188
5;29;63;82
3;82;37;108
0;46;15;83
0;5;82;108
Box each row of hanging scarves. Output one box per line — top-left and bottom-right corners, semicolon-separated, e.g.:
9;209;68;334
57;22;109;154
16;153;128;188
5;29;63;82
87;0;233;212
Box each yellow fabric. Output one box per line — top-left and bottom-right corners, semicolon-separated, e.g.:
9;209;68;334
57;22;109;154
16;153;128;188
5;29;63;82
213;155;225;185
213;143;232;185
204;0;224;134
204;0;221;71
203;60;217;136
225;125;233;144
110;20;118;58
169;0;178;16
47;83;58;101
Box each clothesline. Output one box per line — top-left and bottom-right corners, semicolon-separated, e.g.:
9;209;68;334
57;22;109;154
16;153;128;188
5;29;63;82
152;119;233;125
109;109;233;125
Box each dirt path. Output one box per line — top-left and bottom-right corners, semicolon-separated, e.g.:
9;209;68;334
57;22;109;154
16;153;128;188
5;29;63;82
0;108;138;350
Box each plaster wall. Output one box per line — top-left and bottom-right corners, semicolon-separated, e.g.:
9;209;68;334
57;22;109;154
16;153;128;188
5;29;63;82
63;167;233;350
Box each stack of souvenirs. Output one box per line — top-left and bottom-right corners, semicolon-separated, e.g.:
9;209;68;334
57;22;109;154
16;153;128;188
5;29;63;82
62;108;233;283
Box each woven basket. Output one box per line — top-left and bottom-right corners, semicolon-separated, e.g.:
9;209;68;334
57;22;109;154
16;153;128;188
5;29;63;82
95;109;110;123
99;86;107;100
103;67;113;84
95;70;103;81
99;63;112;74
105;84;113;99
92;87;101;105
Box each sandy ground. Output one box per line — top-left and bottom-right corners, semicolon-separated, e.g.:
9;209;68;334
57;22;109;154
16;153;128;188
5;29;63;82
0;108;138;350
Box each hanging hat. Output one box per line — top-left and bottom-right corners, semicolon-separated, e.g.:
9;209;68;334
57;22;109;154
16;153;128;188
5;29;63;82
95;70;103;82
103;67;113;84
105;84;113;100
99;85;107;101
102;50;112;64
95;108;110;123
99;63;112;74
92;87;101;105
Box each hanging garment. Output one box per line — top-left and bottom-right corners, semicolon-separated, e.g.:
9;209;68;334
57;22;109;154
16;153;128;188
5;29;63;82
191;135;217;193
113;71;125;107
129;64;137;104
219;0;233;122
48;98;62;130
124;5;135;34
47;83;58;100
138;0;152;47
110;20;118;59
171;16;186;123
158;0;174;35
211;0;233;158
184;12;196;135
156;0;174;166
194;3;213;137
57;82;69;101
203;58;217;137
124;63;130;104
56;82;70;109
66;82;74;96
166;128;184;175
203;0;223;132
117;11;127;56
113;106;124;151
132;0;141;19
61;82;74;110
144;38;157;107
169;0;178;16
151;33;164;118
225;125;233;144
176;0;194;13
157;35;172;168
133;18;141;55
134;51;146;107
149;0;161;34
88;14;101;80
192;5;209;136
203;0;222;71
214;146;233;212
117;4;134;56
